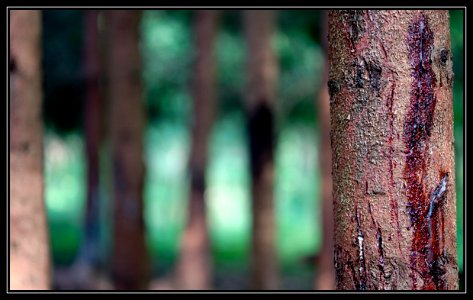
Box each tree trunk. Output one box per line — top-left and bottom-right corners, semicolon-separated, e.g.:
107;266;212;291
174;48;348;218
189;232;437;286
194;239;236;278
328;10;457;290
174;10;219;290
314;10;336;291
105;10;150;290
76;9;102;275
244;10;279;290
9;10;51;290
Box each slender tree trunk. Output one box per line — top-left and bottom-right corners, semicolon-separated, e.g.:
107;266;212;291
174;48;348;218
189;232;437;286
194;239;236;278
9;10;50;290
75;10;102;276
328;10;457;290
244;10;279;290
174;10;219;290
105;10;149;290
314;10;336;291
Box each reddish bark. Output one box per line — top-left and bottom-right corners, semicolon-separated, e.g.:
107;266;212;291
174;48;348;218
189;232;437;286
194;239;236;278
328;10;457;290
174;10;219;290
80;9;102;271
9;10;51;290
105;10;150;290
67;11;104;290
244;10;279;290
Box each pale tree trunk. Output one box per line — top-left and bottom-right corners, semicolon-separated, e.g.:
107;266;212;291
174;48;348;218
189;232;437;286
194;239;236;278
105;10;150;290
9;10;51;290
174;10;219;290
244;10;279;290
314;11;336;291
329;10;457;290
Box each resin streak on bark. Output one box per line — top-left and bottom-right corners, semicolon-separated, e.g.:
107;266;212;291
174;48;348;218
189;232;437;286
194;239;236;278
404;13;449;290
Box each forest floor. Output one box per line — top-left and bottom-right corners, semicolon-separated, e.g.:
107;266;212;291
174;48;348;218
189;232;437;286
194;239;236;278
53;263;315;291
53;262;465;291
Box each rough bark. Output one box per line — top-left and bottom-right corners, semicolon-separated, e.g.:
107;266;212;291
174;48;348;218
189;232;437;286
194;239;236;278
328;10;457;290
174;10;219;290
244;10;279;290
314;11;336;291
9;10;51;290
105;10;150;290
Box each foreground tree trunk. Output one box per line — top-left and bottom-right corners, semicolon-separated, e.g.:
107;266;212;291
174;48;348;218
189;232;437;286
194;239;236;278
105;10;150;290
244;10;279;290
174;10;219;290
328;10;457;290
9;10;51;290
314;11;336;291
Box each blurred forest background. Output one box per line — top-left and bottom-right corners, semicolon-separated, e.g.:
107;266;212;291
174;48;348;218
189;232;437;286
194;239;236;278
38;10;463;290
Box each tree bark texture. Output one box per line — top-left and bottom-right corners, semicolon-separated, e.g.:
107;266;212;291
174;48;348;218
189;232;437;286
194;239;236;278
105;10;150;290
9;10;51;290
174;10;219;290
244;10;279;290
314;11;336;291
328;10;457;290
80;9;102;270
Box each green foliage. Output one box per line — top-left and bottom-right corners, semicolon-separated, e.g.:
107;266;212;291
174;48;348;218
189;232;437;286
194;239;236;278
450;9;464;273
275;27;323;126
215;29;245;113
141;11;192;123
42;10;84;134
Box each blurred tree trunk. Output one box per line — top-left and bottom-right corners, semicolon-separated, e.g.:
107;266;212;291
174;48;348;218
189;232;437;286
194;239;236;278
329;10;457;290
314;11;336;291
74;10;102;279
105;10;149;290
9;10;50;290
174;10;219;290
244;10;279;290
